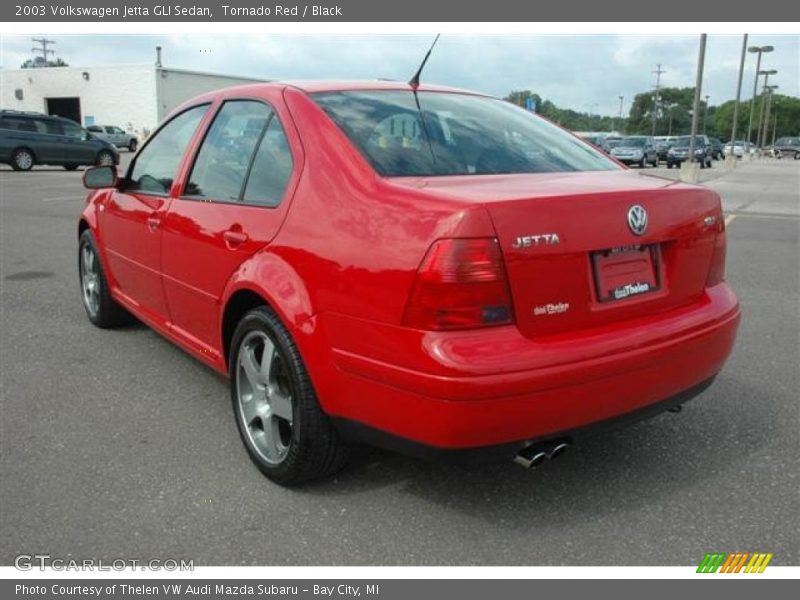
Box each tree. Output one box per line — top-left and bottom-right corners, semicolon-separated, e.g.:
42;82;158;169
504;90;625;132
712;94;800;142
627;87;700;136
21;57;69;68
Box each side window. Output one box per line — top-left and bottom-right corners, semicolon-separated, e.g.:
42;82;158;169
106;127;116;134
87;125;102;133
62;122;84;139
39;119;63;135
185;100;272;202
242;117;294;207
128;104;209;195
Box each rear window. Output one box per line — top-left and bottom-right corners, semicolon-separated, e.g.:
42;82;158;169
312;91;618;177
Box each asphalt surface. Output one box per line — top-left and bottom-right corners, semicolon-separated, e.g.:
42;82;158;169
0;156;797;566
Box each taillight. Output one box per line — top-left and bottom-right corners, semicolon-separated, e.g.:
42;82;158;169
706;221;727;287
402;238;514;330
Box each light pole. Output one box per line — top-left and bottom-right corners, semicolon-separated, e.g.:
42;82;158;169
618;95;624;133
687;34;707;169
703;95;710;134
746;45;773;144
730;34;748;153
761;84;778;150
755;70;777;149
651;64;665;136
667;102;679;136
772;110;778;146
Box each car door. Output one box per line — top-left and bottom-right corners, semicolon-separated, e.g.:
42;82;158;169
61;121;97;163
34;118;67;163
160;97;301;352
98;103;210;323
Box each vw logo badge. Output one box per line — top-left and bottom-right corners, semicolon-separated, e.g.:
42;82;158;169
627;205;648;236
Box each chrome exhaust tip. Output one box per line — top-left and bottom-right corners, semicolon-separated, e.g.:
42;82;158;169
513;449;548;469
547;441;570;460
514;439;571;469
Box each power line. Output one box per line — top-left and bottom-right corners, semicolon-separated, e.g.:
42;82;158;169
651;63;665;136
31;37;55;66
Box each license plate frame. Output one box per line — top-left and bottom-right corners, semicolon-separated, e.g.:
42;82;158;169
591;244;661;303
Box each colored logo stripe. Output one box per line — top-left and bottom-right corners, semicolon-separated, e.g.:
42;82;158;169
697;552;773;573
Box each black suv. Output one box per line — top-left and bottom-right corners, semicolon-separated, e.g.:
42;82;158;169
667;135;714;169
773;137;800;160
0;110;119;171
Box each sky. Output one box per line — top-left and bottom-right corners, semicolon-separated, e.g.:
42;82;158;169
2;34;798;116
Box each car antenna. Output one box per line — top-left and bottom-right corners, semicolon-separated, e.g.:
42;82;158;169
409;34;440;89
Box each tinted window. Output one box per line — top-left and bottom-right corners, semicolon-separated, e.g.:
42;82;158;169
0;117;38;132
105;127;116;134
87;125;102;132
39;119;63;135
128;104;208;195
62;122;84;139
186;101;272;201
313;91;617;177
242;117;293;207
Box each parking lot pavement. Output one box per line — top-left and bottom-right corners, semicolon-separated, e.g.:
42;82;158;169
0;159;797;566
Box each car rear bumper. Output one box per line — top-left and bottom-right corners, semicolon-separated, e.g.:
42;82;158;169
322;283;740;451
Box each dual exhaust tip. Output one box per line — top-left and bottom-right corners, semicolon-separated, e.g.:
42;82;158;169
514;440;571;469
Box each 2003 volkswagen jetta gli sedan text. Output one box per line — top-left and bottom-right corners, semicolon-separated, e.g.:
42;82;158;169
77;81;740;485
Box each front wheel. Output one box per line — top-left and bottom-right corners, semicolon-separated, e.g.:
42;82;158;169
63;164;79;171
96;150;115;166
78;230;131;328
230;306;349;485
128;139;138;153
639;157;646;168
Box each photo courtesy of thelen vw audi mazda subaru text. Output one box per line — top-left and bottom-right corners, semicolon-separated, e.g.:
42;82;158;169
77;81;739;485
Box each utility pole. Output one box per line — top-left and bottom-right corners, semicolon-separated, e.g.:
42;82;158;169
618;95;624;133
688;35;707;167
703;95;710;134
31;37;55;66
772;111;778;145
746;45;774;144
730;34;748;150
651;64;665;136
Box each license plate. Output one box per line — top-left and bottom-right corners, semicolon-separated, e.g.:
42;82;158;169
592;244;660;302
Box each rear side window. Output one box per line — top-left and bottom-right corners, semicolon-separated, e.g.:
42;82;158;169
312;91;618;177
128;104;209;195
185;100;273;201
0;117;38;132
242;117;293;207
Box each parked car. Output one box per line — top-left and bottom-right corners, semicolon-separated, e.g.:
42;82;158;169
601;136;623;154
0;110;119;171
708;137;724;160
609;135;658;167
667;135;713;168
723;140;755;158
654;136;678;162
87;124;139;152
772;136;800;159
77;82;739;485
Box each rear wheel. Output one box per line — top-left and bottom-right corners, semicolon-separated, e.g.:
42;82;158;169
639;157;646;168
63;164;79;171
96;150;115;166
230;306;349;486
78;230;131;328
128;139;138;153
11;148;34;171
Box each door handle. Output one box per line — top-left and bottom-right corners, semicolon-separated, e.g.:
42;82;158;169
147;215;160;232
223;229;249;246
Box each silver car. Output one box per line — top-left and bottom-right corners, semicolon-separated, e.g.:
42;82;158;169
86;125;138;152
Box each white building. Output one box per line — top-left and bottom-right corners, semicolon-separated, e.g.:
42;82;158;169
1;59;267;138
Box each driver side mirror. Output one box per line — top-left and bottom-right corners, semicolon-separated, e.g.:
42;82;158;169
83;165;118;189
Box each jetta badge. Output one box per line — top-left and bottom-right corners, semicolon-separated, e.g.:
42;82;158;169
627;205;648;236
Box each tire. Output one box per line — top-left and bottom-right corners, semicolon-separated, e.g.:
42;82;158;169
128;140;138;153
78;230;131;328
63;164;79;171
230;306;349;486
794;151;800;160
96;150;115;166
667;163;673;169
639;157;646;168
11;148;34;171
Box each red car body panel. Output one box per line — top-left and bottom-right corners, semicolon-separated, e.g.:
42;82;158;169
80;81;740;453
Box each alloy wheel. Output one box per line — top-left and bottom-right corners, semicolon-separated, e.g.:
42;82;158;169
80;243;100;317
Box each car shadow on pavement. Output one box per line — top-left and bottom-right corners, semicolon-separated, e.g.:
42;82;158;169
294;373;776;530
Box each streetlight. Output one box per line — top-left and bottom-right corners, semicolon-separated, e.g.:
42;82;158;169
667;102;679;136
729;34;748;159
703;95;710;134
746;45;774;143
761;84;779;150
756;70;777;149
617;95;624;133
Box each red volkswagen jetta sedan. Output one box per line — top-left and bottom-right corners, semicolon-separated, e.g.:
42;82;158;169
78;81;740;484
